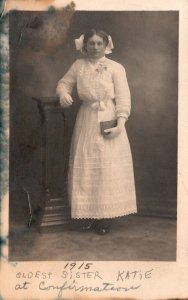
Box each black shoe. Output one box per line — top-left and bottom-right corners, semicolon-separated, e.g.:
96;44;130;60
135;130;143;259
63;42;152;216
81;220;96;232
96;225;110;235
95;219;111;235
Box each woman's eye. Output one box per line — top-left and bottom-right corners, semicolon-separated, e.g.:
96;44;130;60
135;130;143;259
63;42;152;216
88;42;103;46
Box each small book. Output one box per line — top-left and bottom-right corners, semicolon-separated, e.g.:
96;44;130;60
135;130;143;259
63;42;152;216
100;119;117;136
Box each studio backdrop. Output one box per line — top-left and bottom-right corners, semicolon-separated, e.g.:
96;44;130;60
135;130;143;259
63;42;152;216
9;10;178;223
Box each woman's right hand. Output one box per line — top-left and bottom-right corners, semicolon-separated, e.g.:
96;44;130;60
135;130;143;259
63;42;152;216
60;94;73;107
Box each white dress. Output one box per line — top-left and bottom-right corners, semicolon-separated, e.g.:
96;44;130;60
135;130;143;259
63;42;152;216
56;56;137;219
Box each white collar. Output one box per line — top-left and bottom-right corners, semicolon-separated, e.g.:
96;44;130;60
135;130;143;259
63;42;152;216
87;56;106;65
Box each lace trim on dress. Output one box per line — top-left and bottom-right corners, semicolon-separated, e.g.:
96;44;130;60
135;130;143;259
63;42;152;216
71;210;137;219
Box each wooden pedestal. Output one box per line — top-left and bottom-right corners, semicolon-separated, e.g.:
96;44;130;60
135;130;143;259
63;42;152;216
32;96;71;230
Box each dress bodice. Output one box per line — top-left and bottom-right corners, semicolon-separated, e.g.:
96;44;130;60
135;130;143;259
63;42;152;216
76;57;115;104
56;57;131;119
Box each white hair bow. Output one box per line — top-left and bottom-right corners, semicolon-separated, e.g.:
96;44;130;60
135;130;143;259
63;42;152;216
75;34;114;54
106;35;114;54
75;34;85;53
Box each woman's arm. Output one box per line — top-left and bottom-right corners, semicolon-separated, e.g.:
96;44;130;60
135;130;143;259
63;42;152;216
113;63;131;120
56;60;78;107
104;63;131;138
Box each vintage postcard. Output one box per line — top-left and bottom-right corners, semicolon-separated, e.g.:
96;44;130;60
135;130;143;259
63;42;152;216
0;0;188;299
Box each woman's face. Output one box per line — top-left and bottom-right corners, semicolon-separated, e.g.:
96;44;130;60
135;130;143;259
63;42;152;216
85;34;107;59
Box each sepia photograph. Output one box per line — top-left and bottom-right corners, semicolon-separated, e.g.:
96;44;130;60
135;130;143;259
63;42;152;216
8;9;178;262
1;0;188;299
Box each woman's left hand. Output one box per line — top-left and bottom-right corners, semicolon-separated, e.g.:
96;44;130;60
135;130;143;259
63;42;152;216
104;125;124;139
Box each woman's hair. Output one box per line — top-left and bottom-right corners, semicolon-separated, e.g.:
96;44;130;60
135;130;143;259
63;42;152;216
83;29;109;52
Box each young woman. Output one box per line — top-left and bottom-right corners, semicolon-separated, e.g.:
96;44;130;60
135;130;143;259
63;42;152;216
56;29;137;235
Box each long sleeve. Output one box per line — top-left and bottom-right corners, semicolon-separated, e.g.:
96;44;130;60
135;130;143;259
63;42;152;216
112;64;131;119
56;60;77;99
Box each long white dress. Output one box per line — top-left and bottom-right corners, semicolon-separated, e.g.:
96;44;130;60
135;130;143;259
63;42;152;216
56;56;137;219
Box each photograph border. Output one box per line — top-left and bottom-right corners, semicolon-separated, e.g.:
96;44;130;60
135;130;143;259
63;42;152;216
1;0;188;299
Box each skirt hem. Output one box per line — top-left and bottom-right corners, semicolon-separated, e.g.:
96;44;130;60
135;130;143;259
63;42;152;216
71;210;137;220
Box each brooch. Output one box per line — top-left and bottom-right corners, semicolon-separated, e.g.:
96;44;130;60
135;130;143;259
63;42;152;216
95;63;107;73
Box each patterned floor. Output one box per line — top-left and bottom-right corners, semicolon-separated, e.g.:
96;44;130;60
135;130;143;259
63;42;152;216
9;215;176;261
